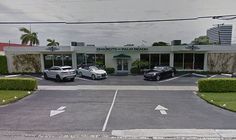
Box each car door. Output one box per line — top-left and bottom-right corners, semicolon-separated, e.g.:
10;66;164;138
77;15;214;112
83;66;90;77
47;67;55;78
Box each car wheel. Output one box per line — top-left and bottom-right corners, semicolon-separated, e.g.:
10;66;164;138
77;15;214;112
78;72;83;77
171;72;175;77
91;74;96;80
44;73;48;80
70;78;75;82
156;75;160;81
56;75;61;82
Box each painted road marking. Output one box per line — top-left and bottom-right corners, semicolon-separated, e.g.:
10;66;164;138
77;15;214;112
221;73;232;77
4;74;20;78
208;74;217;79
75;77;96;82
102;89;118;132
155;105;168;115
192;73;208;78
50;106;66;117
158;73;190;83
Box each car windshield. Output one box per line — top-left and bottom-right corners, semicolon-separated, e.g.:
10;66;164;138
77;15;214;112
152;67;165;71
62;67;72;70
89;66;99;70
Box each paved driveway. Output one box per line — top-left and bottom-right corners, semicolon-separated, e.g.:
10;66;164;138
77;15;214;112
0;89;236;132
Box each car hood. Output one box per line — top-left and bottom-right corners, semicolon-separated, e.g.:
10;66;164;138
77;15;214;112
146;71;161;75
93;70;106;74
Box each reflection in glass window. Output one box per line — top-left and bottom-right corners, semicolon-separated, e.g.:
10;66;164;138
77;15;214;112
174;54;183;69
63;54;72;66
160;54;170;66
194;54;204;70
140;54;150;69
54;54;63;66
150;54;159;68
96;54;105;68
76;53;85;68
184;53;193;69
86;54;95;65
44;55;53;69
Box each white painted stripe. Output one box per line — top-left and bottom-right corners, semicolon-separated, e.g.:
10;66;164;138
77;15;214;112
4;74;20;78
192;73;208;78
160;110;167;115
158;73;190;83
102;89;118;132
57;106;66;111
208;74;217;79
221;73;232;77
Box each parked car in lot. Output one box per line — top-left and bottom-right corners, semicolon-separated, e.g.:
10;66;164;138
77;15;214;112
77;65;107;80
144;66;176;81
232;72;236;78
43;66;76;82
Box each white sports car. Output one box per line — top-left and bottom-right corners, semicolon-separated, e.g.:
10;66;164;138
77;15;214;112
77;65;107;80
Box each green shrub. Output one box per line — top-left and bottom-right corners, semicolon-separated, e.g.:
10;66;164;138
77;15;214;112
198;78;236;92
0;55;8;74
105;67;115;74
130;67;140;74
0;78;37;91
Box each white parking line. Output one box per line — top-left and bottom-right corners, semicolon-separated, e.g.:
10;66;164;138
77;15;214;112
102;89;118;132
75;77;95;82
158;73;190;83
4;74;21;78
207;74;217;79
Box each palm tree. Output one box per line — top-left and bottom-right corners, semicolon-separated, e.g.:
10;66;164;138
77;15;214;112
47;39;60;46
19;27;39;46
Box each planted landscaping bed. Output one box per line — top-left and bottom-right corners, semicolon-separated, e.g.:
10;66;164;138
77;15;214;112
0;78;37;105
0;90;30;105
198;78;236;112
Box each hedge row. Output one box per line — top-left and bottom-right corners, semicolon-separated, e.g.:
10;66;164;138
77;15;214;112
0;78;37;91
105;68;115;74
0;55;8;74
198;78;236;92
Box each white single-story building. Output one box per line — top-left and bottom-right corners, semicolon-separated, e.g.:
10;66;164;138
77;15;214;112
4;45;236;74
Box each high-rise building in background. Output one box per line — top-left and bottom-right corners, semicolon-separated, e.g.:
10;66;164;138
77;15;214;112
207;24;232;45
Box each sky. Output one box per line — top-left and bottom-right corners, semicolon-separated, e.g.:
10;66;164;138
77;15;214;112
0;0;236;46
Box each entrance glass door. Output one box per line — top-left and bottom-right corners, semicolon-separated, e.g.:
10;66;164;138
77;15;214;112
117;59;129;72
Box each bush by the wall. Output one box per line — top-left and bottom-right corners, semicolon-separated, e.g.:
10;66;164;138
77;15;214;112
0;55;8;74
105;67;115;74
130;67;140;74
0;78;37;91
198;78;236;92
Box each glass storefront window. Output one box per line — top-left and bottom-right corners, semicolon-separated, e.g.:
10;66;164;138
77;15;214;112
184;53;193;69
86;54;95;65
160;54;170;66
140;54;150;69
44;55;53;69
44;54;72;69
96;54;105;68
63;54;72;66
76;53;85;68
150;54;159;68
194;54;204;70
174;54;183;69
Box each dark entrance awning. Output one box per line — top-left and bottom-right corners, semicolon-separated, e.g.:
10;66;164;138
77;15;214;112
113;54;131;59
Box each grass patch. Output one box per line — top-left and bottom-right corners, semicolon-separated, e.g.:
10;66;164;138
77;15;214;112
0;90;30;105
198;92;236;112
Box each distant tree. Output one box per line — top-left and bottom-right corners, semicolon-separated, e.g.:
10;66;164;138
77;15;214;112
19;27;39;46
47;39;60;46
191;36;211;45
152;41;169;46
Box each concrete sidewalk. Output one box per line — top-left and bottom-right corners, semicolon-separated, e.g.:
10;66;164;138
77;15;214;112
38;85;197;91
112;129;236;140
1;129;236;140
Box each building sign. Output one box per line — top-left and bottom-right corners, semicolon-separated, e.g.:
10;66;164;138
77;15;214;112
96;47;148;51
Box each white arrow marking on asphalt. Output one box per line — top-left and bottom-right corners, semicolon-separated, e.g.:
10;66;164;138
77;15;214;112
50;106;66;117
155;105;168;115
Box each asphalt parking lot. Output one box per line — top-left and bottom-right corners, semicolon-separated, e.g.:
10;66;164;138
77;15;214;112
12;73;201;86
0;89;236;132
0;73;235;133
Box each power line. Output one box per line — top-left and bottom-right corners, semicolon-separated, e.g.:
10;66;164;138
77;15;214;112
0;14;235;25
